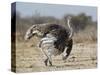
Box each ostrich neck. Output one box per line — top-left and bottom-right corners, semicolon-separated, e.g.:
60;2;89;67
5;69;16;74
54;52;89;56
67;19;73;39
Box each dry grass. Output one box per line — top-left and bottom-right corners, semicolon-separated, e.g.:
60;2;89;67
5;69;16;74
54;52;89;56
73;25;97;43
14;37;97;73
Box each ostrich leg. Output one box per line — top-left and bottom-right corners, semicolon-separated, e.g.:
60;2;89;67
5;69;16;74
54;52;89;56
44;55;52;66
44;58;48;66
62;39;73;60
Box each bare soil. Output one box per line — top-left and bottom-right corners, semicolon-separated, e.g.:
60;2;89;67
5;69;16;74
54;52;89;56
15;40;97;73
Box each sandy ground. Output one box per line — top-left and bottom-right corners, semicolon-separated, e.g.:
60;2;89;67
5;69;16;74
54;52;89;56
15;40;97;73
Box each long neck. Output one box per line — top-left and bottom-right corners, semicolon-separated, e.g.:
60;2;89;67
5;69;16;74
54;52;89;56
67;19;71;29
67;18;73;40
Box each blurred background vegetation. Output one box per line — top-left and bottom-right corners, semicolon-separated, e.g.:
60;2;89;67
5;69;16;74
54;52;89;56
12;11;97;43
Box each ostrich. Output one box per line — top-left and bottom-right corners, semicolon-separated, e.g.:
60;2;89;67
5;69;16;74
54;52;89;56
24;17;73;66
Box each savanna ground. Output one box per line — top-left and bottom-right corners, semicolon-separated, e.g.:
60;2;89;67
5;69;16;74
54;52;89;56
14;36;97;73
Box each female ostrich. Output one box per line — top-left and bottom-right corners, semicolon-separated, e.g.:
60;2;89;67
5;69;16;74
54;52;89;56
24;17;73;66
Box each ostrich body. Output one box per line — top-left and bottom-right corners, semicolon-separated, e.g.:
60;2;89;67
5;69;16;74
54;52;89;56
25;17;73;66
